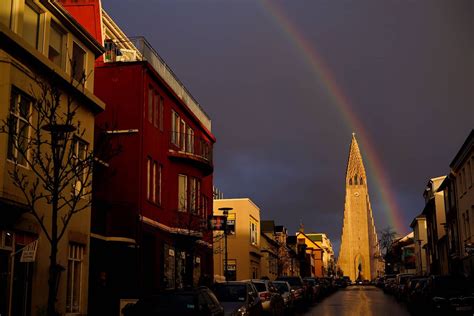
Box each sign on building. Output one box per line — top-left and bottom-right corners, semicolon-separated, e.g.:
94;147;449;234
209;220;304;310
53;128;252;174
20;240;38;263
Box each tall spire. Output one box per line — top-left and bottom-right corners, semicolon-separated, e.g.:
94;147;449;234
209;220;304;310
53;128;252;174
346;133;367;182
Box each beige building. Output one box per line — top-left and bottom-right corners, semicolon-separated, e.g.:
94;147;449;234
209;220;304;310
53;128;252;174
338;134;383;281
213;198;262;281
410;215;428;275
450;130;473;277
260;231;279;280
0;1;104;315
306;233;336;276
422;176;448;275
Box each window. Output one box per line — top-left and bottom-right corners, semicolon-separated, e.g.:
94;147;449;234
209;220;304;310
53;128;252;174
180;119;186;151
72;42;86;82
153;92;159;128
48;22;64;67
467;160;472;188
196;180;201;215
66;244;84;314
72;138;88;196
187;127;194;154
178;174;188;211
8;88;31;166
360;177;364;185
159;97;164;131
146;158;151;200
23;2;40;49
226;213;235;235
148;87;153;123
190;177;197;213
152;162;156;202
2;0;14;28
250;221;257;245
171;110;180;146
354;175;358;185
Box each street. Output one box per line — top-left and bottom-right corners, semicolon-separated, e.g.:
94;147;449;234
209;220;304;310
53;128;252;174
299;286;410;316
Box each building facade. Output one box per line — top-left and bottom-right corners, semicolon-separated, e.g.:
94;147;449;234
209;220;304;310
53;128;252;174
410;215;428;275
440;130;474;278
422;176;449;275
306;233;335;277
338;134;383;281
295;230;324;277
0;0;104;315
60;1;216;314
213;199;261;281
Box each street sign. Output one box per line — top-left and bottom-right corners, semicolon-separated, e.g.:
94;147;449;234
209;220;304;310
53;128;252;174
20;240;38;263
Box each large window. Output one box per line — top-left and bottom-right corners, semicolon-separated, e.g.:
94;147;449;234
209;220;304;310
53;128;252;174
171;110;180;146
178;174;188;211
250;221;257;246
187;127;194;154
23;2;40;49
147;158;162;205
66;244;84;314
48;21;64;67
148;87;153;124
8;88;31;166
72;42;86;82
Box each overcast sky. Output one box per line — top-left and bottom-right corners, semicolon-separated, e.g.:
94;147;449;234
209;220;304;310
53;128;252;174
103;0;474;255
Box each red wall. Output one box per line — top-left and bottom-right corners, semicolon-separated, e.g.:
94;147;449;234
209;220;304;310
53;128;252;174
93;62;214;239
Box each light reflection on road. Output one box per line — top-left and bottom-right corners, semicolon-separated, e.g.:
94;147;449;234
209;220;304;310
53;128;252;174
301;286;410;316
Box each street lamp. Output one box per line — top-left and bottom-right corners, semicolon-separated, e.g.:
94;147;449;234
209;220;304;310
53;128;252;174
218;207;233;281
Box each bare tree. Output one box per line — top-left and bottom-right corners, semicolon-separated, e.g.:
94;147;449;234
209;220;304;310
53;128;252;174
0;70;115;315
378;226;398;259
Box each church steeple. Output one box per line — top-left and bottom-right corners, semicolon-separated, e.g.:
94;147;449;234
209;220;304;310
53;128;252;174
346;133;367;185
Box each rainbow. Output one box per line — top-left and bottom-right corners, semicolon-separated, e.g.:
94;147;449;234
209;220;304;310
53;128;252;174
258;0;406;234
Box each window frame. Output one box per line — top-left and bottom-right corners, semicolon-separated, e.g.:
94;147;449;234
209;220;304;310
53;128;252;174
48;20;65;68
71;41;86;83
66;243;84;314
178;174;188;212
7;87;32;167
23;1;41;49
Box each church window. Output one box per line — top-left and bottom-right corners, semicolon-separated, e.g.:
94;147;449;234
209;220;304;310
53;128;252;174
360;177;364;185
349;179;352;185
354;175;358;185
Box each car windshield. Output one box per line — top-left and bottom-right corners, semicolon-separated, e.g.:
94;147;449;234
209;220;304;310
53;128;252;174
274;282;289;293
214;284;247;302
252;282;266;292
277;278;302;287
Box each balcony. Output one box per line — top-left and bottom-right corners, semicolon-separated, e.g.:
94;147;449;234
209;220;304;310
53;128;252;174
168;132;213;174
103;36;211;131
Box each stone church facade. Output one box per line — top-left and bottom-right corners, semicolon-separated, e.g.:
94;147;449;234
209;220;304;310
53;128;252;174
338;134;383;281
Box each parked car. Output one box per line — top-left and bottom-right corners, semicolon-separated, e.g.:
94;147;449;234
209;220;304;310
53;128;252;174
275;276;306;303
383;277;396;295
245;279;285;315
213;281;263;316
272;281;295;313
303;278;321;302
394;274;414;300
423;275;474;314
122;287;224;316
405;277;429;312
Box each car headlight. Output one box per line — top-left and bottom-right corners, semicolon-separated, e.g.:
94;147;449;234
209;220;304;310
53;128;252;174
236;306;247;316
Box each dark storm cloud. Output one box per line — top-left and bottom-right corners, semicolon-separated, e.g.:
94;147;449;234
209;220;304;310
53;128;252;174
103;0;474;255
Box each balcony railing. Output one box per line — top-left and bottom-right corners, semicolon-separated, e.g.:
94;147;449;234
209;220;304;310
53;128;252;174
104;36;211;131
169;131;213;165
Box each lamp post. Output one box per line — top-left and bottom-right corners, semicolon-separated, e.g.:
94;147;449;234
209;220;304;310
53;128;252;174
219;207;233;281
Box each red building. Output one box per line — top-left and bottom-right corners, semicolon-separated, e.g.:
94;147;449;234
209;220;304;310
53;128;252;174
60;1;215;314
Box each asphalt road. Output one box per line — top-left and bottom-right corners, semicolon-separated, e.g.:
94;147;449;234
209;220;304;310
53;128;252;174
299;286;410;316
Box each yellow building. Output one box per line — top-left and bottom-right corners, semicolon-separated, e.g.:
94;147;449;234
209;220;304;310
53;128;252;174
306;233;336;276
0;1;104;315
260;226;279;280
213;198;261;281
295;231;324;277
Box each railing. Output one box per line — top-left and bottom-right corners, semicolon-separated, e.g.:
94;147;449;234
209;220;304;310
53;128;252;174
104;36;211;131
169;131;213;163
